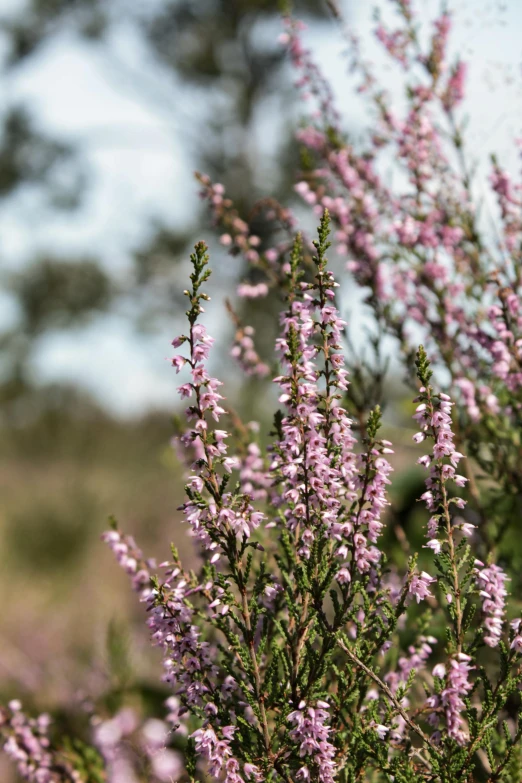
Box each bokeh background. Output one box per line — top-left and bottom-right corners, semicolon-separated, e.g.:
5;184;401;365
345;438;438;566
0;0;521;778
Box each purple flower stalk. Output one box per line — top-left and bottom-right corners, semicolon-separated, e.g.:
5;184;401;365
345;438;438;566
427;653;474;745
412;373;467;553
288;700;337;783
474;561;509;648
172;245;265;556
191;725;263;783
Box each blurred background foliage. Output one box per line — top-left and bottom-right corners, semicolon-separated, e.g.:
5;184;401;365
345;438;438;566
0;0;519;779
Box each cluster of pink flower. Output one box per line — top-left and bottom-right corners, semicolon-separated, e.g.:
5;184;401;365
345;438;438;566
107;250;277;783
201;1;508;439
191;726;262;783
337;434;394;583
96;2;522;778
102;527;217;710
454;377;481;422
384;635;437;741
238;431;271;503
484;293;522;392
408;571;436;604
236;283;269;299
196;173;295;281
196;176;262;265
103;531;263;780
294;153;386;293
98;235;522;780
510;619;522;653
474;562;509;648
6;1;522;781
413;386;467;550
269;2;520;439
441;61;467;112
271;257;368;567
173;318;264;553
147;566;219;708
354;442;394;543
288;700;337;783
375;23;410;67
93;707;183;783
491;162;522;259
397;94;445;190
230;322;270;378
101;528;155;596
192;0;521;464
0;701;73;783
427;654;474;745
393;209;463;253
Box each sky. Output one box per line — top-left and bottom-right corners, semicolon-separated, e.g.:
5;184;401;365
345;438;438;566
0;0;521;415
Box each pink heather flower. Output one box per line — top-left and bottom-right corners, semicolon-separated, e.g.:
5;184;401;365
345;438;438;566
238;439;272;502
101;529;155;594
511;635;522;654
106;251;272;730
75;10;522;780
172;355;186;372
288;700;337;783
442;654;474;744
271;261;360;564
94;708;143;779
413;386;467;542
442;61;467;111
475;563;509;647
460;522;475;537
373;724;389;740
172;302;266;553
426;652;474;744
191;725;255;783
0;702;60;783
511;621;522;653
384;634;437;741
150;749;184;782
237;283;269;299
244;763;263;781
408;571;435;603
103;530;219;712
177;383;193;399
432;663;446;679
375;23;410;67
230;322;270;378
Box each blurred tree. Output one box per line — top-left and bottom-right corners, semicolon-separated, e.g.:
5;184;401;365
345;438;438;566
0;0;334;413
0;259;112;421
0;107;82;205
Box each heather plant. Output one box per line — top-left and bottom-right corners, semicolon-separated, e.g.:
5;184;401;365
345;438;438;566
3;1;522;782
199;0;522;558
